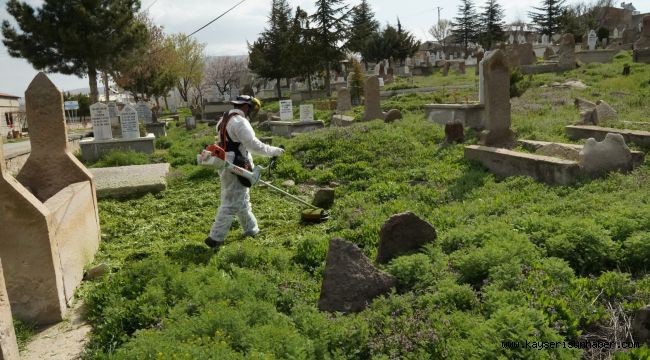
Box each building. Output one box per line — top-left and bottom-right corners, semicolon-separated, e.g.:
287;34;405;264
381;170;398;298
0;93;21;139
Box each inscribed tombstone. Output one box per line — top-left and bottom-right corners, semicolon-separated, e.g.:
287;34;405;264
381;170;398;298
299;104;314;122
279;100;293;121
588;30;598;50
136;101;152;124
107;101;118;125
120;105;140;140
90;102;112;140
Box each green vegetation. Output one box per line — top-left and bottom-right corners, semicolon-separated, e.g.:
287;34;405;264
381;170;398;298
14;319;35;351
80;53;650;359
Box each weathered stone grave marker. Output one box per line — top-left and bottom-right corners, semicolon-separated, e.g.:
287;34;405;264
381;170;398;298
363;76;383;121
107;101;118;126
480;49;515;147
336;87;352;112
588;29;598;50
136;101;152;124
0;73;100;325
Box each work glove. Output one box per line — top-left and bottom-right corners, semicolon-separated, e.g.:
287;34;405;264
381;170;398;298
272;147;285;157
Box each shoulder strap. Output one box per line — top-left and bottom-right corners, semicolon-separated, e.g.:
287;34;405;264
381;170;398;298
218;111;239;152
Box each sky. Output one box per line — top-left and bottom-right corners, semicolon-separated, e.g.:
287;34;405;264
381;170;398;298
1;0;649;97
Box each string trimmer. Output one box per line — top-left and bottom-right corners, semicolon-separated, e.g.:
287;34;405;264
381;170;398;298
197;144;329;223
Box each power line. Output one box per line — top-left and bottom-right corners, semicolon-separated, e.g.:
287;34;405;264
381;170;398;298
187;0;248;38
143;0;160;13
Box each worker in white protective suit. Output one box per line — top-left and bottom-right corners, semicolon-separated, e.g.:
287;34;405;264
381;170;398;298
205;95;285;249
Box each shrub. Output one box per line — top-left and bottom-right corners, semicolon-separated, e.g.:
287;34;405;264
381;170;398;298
386;253;436;292
621;232;650;274
510;68;531;98
293;236;328;272
155;136;173;149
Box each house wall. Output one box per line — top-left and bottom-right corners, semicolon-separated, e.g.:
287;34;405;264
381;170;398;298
0;97;20;139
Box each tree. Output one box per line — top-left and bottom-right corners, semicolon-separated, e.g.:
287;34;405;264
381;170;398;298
347;0;379;64
452;0;480;56
429;19;452;51
112;14;178;104
288;7;320;94
364;23;420;65
2;0;147;103
171;34;205;104
529;0;567;37
204;56;248;96
395;18;420;64
480;0;506;50
248;0;292;98
310;0;350;97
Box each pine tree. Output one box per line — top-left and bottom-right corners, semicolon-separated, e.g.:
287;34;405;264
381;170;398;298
480;0;506;50
395;18;421;64
529;0;567;37
248;0;293;98
451;0;480;56
347;0;379;64
310;0;350;97
2;0;147;103
288;7;319;95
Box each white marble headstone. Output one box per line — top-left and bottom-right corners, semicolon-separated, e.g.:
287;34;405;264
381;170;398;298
588;30;598;50
378;78;385;87
279;100;293;121
542;34;549;45
518;34;526;44
120;105;140;140
90;102;113;140
509;34;514;44
299;104;314;122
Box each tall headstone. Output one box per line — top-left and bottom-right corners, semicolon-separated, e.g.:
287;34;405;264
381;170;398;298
1;73;100;325
508;34;514;44
543;46;556;60
475;50;485;75
120;105;140;140
612;28;619;39
279;100;293;121
558;33;577;70
363;75;383;121
337;87;352;112
588;30;598;50
517;43;537;65
299;104;314;122
479;49;515;147
518;34;526;44
90;102;113;140
136;101;152;124
379;63;386;76
107;101;118;125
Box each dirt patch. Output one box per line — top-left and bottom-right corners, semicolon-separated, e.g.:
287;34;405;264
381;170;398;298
21;301;91;360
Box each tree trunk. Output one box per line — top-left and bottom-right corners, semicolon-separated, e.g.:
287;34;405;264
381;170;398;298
163;96;169;111
307;75;313;97
102;72;110;103
88;67;99;104
276;78;282;99
324;62;332;97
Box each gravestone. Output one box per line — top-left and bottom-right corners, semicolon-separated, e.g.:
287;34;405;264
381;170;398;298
120;105;140;140
518;34;526;44
445;123;465;143
376;212;437;264
579;133;633;175
279;100;293;121
517;43;537;65
543;46;556;60
363;76;383;121
542;34;549;45
90;103;113;140
442;61;450;76
299;104;314;122
475;50;484;75
107;101;119;126
508;34;514;44
379;63;386;76
634;15;650;50
136;101;152;124
185;116;196;130
378;78;385;87
558;33;577;70
1;73;100;325
479;49;515;147
170;104;177;113
0;259;18;360
588;30;598;50
457;62;466;75
613;28;620;39
336;87;352;112
318;238;396;313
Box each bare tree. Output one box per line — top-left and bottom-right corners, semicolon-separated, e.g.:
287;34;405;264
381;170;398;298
204;56;249;97
429;19;452;52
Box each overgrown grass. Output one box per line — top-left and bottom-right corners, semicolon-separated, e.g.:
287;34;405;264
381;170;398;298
80;54;650;359
14;319;35;351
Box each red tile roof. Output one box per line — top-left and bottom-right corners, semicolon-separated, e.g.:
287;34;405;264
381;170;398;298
0;92;20;99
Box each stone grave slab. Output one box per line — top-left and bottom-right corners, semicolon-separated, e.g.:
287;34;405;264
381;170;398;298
79;134;155;162
90;163;170;199
566;125;650;148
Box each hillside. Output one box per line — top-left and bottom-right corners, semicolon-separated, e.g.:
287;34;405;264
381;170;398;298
80;53;650;359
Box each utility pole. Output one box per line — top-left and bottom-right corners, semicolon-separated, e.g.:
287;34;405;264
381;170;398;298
436;6;442;23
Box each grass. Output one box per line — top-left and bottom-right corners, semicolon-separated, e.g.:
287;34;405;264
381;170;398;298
76;52;650;359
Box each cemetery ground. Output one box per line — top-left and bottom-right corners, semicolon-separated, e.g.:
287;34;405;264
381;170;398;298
27;52;650;358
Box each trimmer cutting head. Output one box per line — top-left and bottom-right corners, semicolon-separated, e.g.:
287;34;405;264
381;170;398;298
301;208;330;223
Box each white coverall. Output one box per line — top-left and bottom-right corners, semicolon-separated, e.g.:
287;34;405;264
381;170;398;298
209;109;284;243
